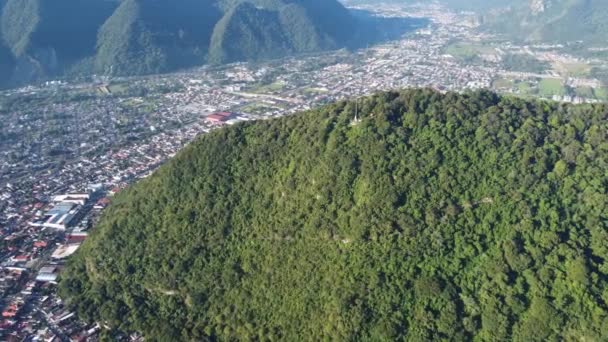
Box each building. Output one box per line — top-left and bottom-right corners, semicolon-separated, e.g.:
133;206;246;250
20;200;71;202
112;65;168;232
31;202;80;230
29;193;90;230
2;302;22;318
53;194;90;206
51;245;80;260
87;183;105;195
205;112;234;124
36;266;61;283
66;233;87;245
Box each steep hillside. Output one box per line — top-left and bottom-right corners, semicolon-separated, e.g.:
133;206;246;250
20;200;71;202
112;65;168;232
0;0;117;82
291;0;355;45
209;2;293;64
0;0;363;86
60;90;608;340
95;0;221;75
209;0;356;64
0;0;13;83
0;42;13;82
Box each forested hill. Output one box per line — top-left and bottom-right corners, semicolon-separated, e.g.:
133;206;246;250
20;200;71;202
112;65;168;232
60;89;608;340
0;0;382;87
94;0;222;76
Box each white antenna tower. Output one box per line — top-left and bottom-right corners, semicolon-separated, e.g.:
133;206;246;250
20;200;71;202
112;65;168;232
351;99;361;126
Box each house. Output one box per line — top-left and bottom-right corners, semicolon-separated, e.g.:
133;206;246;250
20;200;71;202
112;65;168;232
30;196;87;230
36;266;61;283
66;234;87;245
11;255;29;263
205;112;233;124
2;300;23;318
94;197;111;210
33;241;48;248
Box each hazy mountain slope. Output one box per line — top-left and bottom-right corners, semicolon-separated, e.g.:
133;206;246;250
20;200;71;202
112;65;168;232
209;2;293;64
277;4;324;51
209;0;356;64
443;0;526;11
60;90;608;341
0;0;361;85
1;0;41;57
346;0;606;45
95;0;221;75
0;0;117;84
535;0;608;43
0;36;13;83
293;0;355;45
0;0;14;83
343;0;526;11
484;0;608;44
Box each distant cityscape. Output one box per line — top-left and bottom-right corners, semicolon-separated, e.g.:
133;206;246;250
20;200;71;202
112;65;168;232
0;2;606;340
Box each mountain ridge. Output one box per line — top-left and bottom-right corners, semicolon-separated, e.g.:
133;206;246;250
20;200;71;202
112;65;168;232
0;0;363;88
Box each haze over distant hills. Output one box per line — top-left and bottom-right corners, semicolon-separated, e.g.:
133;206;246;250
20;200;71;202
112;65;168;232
345;0;608;45
0;0;420;88
484;0;608;45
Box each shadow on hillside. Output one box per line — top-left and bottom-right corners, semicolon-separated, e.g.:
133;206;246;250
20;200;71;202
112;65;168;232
348;9;430;48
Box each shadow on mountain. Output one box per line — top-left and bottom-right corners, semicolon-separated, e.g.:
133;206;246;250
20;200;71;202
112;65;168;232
349;9;430;48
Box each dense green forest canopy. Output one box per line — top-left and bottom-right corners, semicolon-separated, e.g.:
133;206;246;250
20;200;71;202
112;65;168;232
60;89;608;341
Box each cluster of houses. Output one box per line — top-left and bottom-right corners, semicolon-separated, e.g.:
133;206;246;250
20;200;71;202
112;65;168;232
0;186;108;340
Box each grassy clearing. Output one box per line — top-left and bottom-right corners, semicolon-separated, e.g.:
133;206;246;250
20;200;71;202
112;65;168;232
302;87;329;95
516;81;536;95
554;62;591;77
574;86;594;98
241;102;282;115
539;78;566;97
250;82;285;94
108;83;128;94
593;87;608;100
445;42;495;61
492;78;514;89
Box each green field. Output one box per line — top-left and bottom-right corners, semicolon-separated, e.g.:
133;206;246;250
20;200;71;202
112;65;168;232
108;83;129;94
516;81;536;95
302;87;329;95
241;102;282;115
593;87;608;100
492;78;514;89
555;62;591;77
539;78;566;97
250;82;285;94
574;86;594;98
445;42;495;61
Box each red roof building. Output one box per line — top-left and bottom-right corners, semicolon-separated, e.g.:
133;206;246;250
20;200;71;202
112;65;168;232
12;255;29;262
67;235;87;245
206;112;233;124
2;304;21;318
33;241;48;248
95;197;111;209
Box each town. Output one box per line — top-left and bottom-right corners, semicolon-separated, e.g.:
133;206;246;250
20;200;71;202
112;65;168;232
0;2;607;340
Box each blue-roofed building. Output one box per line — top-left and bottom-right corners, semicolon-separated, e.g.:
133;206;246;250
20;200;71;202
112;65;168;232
29;195;88;230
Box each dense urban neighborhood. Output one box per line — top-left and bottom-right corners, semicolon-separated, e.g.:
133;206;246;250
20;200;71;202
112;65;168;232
0;2;607;340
